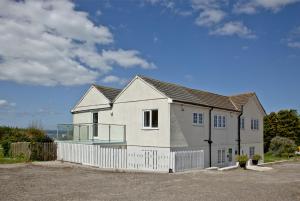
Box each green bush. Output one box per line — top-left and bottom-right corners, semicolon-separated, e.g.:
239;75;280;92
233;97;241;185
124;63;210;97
236;155;248;165
0;126;53;157
269;136;297;157
252;154;261;161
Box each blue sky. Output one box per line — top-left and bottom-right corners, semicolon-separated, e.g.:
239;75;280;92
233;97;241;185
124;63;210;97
0;0;300;129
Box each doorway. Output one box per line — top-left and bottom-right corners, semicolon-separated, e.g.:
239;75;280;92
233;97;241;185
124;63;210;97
93;112;98;138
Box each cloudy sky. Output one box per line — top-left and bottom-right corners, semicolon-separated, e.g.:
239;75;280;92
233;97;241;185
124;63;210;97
0;0;300;129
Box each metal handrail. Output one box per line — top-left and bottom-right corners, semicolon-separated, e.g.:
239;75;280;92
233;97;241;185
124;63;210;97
57;123;126;126
56;123;126;143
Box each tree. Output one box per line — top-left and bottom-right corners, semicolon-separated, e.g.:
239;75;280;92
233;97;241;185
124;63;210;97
264;109;300;152
269;136;297;157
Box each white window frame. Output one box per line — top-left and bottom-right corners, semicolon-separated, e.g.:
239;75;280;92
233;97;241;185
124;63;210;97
214;115;226;128
142;109;159;129
193;112;204;126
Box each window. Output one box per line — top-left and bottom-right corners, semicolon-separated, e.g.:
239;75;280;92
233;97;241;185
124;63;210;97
217;149;225;163
251;119;259;130
193;113;204;125
228;148;233;162
214;115;226;128
93;113;98;137
214;115;218;127
249;147;255;158
240;117;245;129
193;113;198;124
143;109;158;128
217;150;221;163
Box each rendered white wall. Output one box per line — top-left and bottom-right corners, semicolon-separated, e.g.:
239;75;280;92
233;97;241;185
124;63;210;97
72;86;111;112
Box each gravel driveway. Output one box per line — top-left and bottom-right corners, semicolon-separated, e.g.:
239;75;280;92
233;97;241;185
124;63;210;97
1;161;300;201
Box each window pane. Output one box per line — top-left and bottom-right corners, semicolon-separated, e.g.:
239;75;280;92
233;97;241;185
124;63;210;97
251;120;253;130
144;111;150;127
214;116;217;127
241;118;244;129
198;113;203;124
151;110;158;128
218;116;222;127
222;150;225;163
193;113;198;124
222;116;226;128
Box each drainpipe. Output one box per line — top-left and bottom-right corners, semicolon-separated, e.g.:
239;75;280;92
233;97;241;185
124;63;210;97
204;108;213;167
237;105;243;155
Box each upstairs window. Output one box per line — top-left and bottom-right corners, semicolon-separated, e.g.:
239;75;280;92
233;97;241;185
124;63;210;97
214;115;226;128
251;119;259;130
193;113;204;125
240;117;245;129
143;109;158;128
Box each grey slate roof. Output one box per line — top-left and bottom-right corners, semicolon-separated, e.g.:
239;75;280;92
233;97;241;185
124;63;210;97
93;85;122;102
139;75;255;112
229;93;256;111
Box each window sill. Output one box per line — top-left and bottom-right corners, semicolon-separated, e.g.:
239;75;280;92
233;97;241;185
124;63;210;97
142;127;159;130
192;124;204;127
213;127;226;130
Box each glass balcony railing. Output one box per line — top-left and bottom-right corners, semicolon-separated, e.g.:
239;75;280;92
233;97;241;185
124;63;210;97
56;123;126;143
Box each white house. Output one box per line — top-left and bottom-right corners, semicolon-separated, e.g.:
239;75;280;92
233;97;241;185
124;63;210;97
57;75;266;170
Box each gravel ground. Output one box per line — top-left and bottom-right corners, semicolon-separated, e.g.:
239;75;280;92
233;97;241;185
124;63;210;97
0;161;300;201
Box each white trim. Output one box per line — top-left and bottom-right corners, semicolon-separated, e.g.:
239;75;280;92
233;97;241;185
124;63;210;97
113;76;169;103
142;109;159;129
71;85;111;112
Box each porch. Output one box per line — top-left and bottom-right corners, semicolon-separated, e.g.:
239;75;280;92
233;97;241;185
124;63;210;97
56;123;126;144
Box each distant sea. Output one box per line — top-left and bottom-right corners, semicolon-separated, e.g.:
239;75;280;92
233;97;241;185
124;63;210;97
46;130;57;139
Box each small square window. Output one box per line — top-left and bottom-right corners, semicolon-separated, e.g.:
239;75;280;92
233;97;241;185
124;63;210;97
143;109;158;129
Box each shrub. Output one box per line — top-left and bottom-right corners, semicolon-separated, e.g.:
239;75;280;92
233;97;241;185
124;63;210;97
252;154;261;161
269;136;297;157
236;155;248;168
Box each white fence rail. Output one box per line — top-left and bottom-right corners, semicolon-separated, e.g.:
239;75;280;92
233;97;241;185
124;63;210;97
57;142;204;172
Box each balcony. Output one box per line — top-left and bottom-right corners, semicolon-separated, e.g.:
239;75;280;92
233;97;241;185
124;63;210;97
56;123;126;144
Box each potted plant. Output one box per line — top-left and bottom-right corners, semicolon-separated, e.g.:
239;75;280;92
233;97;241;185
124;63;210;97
252;154;261;165
236;155;248;169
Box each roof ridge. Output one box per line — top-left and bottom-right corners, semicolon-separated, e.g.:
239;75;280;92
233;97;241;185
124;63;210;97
138;75;230;98
92;84;122;91
230;92;255;97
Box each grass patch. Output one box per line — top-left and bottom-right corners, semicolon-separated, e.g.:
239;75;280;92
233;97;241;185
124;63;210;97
264;152;299;163
0;145;28;164
0;157;27;164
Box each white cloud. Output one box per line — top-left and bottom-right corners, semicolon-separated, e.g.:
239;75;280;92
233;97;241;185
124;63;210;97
233;2;257;14
192;0;227;27
101;49;156;69
285;26;300;48
96;10;102;16
210;21;256;39
195;9;226;26
233;0;300;14
242;45;249;50
0;99;16;108
102;75;128;85
0;0;154;86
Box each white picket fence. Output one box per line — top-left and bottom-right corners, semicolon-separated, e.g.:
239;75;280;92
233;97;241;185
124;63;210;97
57;142;204;172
